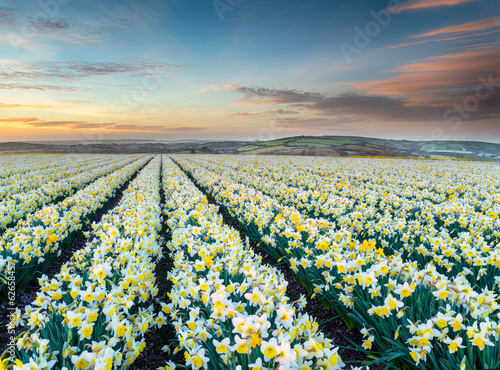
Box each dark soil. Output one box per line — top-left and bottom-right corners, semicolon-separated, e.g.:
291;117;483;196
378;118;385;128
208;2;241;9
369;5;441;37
129;166;180;370
174;161;386;370
0;159;149;357
128;242;176;370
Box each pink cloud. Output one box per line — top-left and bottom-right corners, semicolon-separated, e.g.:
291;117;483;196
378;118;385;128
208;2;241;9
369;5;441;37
411;16;500;38
196;84;221;94
394;0;479;12
379;29;500;50
338;48;500;107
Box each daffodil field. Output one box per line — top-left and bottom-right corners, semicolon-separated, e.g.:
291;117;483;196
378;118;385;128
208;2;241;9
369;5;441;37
0;155;150;298
159;156;343;370
6;155;163;370
0;155;144;233
1;153;499;369
171;154;500;370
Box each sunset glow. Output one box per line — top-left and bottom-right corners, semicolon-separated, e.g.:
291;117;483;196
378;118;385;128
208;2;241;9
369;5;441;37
1;0;499;142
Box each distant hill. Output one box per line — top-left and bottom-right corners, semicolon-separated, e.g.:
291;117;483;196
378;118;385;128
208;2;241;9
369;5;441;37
0;142;54;153
235;136;500;160
1;136;499;160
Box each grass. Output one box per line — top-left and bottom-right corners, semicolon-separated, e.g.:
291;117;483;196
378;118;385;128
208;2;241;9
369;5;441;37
289;142;333;148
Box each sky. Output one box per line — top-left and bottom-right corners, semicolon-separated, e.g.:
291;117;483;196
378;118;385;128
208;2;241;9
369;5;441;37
0;0;499;143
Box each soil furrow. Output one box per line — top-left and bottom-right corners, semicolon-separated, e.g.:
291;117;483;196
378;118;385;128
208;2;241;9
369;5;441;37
129;160;177;370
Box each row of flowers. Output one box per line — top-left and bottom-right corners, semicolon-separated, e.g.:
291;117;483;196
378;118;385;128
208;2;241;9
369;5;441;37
174;155;500;370
0;156;152;299
0;155;142;233
159;156;346;370
0;154;73;180
4;155;164;370
0;155;106;200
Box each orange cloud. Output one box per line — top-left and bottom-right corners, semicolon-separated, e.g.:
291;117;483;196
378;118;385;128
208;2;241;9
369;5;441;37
225;112;261;118
379;29;500;50
0;118;206;134
411;16;500;38
395;0;479;12
149;109;202;115
0;117;40;123
390;48;500;74
25;121;206;133
196;84;221;94
338;48;500;106
0;102;56;110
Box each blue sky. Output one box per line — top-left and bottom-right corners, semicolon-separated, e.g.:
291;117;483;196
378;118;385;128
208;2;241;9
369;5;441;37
1;0;499;142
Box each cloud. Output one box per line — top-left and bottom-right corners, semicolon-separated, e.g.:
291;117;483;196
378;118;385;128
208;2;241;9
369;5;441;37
268;109;300;115
0;59;182;92
0;60;174;80
339;49;500;105
410;16;500;39
229;49;500;125
0;6;18;27
0;1;161;50
379;30;500;50
225;112;261;118
22;120;206;133
196;84;222;94
379;16;500;50
225;82;438;122
27;121;105;129
42;16;111;46
0;102;56;109
310;90;500;123
309;92;448;121
0;16;110;52
35;19;70;31
0;83;80;91
225;83;323;105
312;93;402;111
394;0;479;12
389;48;500;74
150;109;202;115
224;109;300;119
331;48;500;121
0;117;40;123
